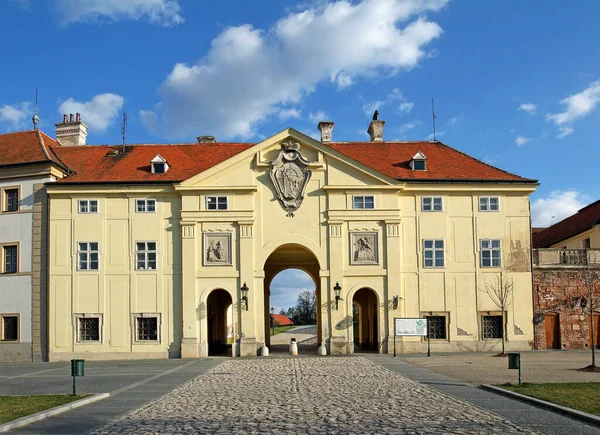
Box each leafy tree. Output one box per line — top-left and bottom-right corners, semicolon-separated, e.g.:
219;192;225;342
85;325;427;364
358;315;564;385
478;274;514;356
295;290;316;325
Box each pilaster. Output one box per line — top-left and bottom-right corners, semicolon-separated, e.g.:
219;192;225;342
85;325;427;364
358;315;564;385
181;222;199;358
238;221;257;356
327;222;347;354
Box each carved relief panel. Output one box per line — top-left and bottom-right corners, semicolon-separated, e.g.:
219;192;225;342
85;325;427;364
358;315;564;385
350;232;379;265
203;233;232;266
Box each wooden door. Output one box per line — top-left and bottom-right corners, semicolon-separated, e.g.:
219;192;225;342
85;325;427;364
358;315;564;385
544;314;560;349
589;314;600;349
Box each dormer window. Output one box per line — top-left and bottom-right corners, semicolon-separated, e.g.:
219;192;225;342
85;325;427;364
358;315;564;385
410;151;427;171
151;154;169;174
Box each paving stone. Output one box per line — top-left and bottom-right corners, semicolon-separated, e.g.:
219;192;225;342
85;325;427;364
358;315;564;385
90;357;536;434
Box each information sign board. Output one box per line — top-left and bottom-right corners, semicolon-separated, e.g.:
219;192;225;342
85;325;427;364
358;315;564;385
394;318;428;336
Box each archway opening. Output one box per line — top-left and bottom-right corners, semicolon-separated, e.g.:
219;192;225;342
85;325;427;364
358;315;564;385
206;289;232;356
263;244;320;354
352;288;379;352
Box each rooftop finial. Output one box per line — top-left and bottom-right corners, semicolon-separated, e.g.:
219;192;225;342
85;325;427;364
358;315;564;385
32;88;39;130
373;110;379;121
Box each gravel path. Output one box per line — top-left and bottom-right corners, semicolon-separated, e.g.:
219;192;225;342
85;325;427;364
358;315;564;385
91;357;535;434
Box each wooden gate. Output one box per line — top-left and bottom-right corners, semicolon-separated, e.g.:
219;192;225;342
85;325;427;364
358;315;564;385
544;314;560;349
590;313;600;349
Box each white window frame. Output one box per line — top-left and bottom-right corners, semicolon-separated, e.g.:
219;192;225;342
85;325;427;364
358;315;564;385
352;195;375;209
422;196;443;212
480;239;502;267
479;196;500;212
0;313;19;342
206;196;228;210
78;199;99;214
2;186;20;213
412;159;426;171
74;313;103;344
77;242;99;271
132;313;161;343
136;199;156;213
423;239;445;268
136;241;157;270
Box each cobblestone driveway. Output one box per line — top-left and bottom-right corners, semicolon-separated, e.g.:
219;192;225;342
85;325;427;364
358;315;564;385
92;357;535;434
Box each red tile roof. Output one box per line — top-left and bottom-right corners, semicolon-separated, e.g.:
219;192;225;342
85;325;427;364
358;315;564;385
50;139;535;184
271;314;294;326
533;200;600;248
0;130;67;169
52;143;253;183
327;141;534;182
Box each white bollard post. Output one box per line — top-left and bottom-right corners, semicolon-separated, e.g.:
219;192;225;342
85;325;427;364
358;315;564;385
289;338;298;356
260;345;269;356
317;345;327;356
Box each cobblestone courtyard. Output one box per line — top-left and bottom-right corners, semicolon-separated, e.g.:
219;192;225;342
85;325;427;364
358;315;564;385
91;357;535;434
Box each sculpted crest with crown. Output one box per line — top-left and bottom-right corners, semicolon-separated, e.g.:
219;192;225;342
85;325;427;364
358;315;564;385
269;140;312;217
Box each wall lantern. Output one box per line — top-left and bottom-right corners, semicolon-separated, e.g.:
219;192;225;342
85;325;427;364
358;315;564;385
241;282;249;311
333;281;342;310
580;296;588;310
270;307;275;336
392;295;399;310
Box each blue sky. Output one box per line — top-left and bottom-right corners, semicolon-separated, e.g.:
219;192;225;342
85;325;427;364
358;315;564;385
1;0;599;309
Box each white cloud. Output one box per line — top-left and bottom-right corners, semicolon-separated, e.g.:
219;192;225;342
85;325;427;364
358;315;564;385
515;136;530;146
557;126;574;138
55;0;184;26
362;100;386;117
278;108;302;120
0;102;32;129
518;103;537;114
427;130;444;140
546;80;600;137
139;109;160;135
146;0;447;139
399;120;421;133
531;190;589;227
58;93;124;132
398;102;414;114
308;110;328;123
447;115;462;126
334;72;353;89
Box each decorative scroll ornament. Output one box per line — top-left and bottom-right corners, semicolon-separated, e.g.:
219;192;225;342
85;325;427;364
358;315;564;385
269;140;312;217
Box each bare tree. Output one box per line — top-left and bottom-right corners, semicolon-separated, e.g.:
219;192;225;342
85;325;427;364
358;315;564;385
478;274;514;355
579;256;600;370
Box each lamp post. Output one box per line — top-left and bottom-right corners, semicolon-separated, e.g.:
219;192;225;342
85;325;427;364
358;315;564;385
241;282;249;311
270;307;275;336
334;281;342;310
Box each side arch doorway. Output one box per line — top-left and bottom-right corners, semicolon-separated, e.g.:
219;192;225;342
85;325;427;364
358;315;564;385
263;244;321;354
206;289;233;356
352;288;379;352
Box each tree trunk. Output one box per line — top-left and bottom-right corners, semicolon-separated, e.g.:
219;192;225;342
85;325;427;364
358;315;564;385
591;308;596;368
502;311;506;355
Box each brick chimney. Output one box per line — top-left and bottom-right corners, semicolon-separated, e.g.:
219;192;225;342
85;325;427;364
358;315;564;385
367;118;385;142
55;113;88;146
317;121;334;143
197;135;216;143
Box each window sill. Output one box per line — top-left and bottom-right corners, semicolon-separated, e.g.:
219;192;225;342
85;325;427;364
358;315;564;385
75;341;102;344
133;341;161;345
0;340;20;344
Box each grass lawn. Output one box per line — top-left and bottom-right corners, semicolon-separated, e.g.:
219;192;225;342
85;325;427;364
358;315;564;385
0;395;85;424
270;325;297;336
499;383;600;416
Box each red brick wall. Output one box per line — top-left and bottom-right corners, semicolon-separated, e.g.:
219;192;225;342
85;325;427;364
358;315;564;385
533;269;597;350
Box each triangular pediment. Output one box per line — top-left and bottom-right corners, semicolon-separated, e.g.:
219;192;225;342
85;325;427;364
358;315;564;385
179;128;400;188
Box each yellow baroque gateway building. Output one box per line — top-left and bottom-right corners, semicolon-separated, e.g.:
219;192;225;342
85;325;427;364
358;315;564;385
45;117;537;360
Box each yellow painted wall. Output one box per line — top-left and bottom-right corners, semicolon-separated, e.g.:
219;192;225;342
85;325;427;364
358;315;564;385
48;130;537;359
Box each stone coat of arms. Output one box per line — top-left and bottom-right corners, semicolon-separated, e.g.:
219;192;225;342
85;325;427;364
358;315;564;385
269;141;312;217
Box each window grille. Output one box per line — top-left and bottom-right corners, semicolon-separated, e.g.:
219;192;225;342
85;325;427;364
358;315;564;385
482;315;503;339
1;316;18;341
426;316;447;339
78;318;100;341
137;317;158;341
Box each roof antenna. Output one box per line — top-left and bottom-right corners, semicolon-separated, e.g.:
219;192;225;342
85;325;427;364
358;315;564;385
431;97;436;141
121;112;127;151
32;88;39;130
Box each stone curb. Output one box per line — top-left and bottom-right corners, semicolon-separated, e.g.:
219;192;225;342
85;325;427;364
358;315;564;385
0;393;110;433
481;384;600;427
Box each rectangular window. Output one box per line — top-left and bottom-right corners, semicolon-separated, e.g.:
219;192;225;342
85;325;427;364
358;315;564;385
482;315;503;339
77;317;100;342
422;197;443;212
78;242;99;270
136;199;156;213
423;240;444;267
2;245;18;274
136;317;158;341
3;188;19;212
413;160;426;171
479;196;499;212
78;200;98;213
583;238;591;249
426;316;447;340
136;241;157;270
1;315;19;341
206;196;228;210
480;239;502;267
352;196;375;209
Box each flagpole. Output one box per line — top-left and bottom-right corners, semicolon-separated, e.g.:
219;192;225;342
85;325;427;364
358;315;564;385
432;97;436;141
